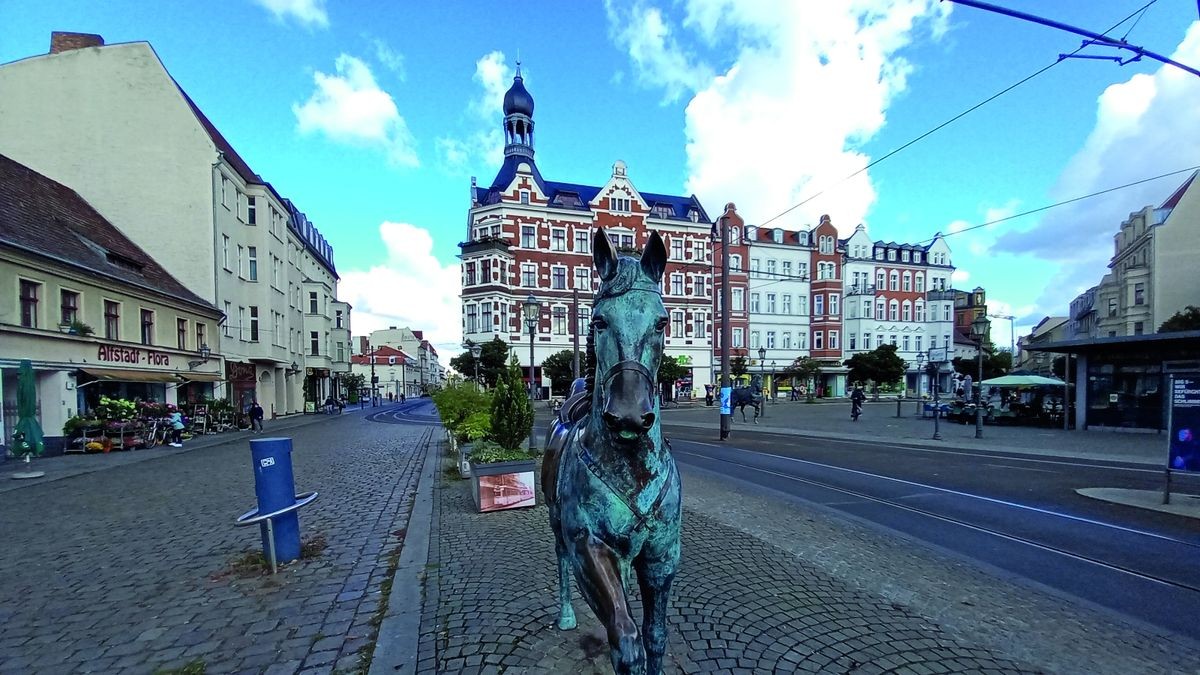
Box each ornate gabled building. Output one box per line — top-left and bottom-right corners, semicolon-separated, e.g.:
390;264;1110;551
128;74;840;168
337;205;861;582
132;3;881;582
461;67;724;395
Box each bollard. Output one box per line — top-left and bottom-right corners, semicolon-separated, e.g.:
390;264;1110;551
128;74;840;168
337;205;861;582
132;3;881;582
896;397;902;418
249;437;302;563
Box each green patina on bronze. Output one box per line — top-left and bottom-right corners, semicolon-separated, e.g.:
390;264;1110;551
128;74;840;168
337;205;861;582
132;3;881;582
543;227;681;675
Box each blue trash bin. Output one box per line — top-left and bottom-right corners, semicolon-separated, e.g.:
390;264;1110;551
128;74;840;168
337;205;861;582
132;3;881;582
250;437;302;563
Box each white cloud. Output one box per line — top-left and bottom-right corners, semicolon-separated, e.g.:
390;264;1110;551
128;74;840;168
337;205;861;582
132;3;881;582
994;22;1200;314
606;0;951;233
436;51;512;175
372;38;406;80
951;269;970;284
338;222;461;354
293;54;418;167
252;0;328;28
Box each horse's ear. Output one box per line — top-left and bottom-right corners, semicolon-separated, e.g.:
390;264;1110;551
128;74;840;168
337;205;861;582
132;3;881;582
641;231;667;283
593;227;619;282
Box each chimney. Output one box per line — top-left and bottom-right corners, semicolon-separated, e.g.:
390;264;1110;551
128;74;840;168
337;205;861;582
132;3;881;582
50;32;105;54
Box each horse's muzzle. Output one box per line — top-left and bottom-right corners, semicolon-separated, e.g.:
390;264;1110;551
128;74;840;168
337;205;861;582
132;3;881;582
601;360;656;440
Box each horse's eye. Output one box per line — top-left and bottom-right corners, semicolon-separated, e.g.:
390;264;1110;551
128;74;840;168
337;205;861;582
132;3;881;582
654;318;668;332
592;317;608;331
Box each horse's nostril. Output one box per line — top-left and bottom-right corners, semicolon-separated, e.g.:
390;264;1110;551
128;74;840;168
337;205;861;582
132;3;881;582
603;412;620;428
641;413;656;429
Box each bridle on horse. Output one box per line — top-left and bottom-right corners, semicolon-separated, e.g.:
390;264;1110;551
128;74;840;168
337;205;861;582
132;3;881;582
600;359;656;393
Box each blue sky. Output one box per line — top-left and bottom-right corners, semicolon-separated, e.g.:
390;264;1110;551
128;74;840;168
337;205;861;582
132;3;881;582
3;1;1198;355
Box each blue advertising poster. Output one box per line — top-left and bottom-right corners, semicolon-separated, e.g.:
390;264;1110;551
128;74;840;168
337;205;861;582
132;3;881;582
720;386;732;415
1168;374;1200;473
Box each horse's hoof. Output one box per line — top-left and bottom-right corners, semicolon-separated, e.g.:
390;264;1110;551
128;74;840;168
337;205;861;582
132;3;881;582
558;614;577;630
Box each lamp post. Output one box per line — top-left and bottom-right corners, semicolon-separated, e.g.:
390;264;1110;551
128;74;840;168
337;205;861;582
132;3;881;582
770;360;776;404
522;294;541;452
915;351;925;415
757;346;767;419
971;314;991;440
367;342;377;407
470;343;483;390
929;360;942;440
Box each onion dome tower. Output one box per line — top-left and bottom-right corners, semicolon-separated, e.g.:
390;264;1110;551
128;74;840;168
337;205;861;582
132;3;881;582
502;62;535;161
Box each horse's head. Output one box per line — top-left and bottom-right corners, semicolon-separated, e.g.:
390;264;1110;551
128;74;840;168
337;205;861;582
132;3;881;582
590;226;668;444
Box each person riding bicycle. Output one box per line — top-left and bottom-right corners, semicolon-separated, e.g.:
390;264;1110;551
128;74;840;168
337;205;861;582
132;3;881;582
850;385;866;420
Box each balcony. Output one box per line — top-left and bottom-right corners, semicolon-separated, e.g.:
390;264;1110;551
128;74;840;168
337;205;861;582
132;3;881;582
926;289;956;301
845;284;875;297
459;236;514;257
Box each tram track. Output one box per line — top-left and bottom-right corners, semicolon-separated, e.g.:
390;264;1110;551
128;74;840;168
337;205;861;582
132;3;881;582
672;439;1200;595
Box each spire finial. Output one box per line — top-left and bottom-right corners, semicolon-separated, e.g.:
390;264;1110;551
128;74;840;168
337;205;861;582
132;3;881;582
515;49;522;78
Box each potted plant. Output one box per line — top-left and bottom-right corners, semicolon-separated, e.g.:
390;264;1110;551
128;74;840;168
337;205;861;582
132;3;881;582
430;381;493;478
467;358;537;513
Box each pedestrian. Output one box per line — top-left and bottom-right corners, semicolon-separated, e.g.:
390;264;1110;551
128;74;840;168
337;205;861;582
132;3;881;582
249;400;264;433
850;385;866;421
168;409;185;447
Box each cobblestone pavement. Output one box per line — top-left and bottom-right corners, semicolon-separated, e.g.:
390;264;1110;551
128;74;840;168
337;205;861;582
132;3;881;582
417;448;1043;674
0;409;428;675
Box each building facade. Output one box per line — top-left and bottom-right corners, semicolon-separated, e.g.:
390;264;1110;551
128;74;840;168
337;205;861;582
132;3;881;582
349;345;413;402
1070;171;1200;339
1;154;223;452
363;327;440;396
841;225;956;395
0;32;350;417
461;68;722;396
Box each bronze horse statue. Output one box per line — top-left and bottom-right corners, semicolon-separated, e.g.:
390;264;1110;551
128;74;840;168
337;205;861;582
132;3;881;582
544;227;681;675
731;375;764;423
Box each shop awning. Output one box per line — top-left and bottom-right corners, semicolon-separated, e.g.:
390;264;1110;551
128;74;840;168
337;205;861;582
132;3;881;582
80;368;183;383
182;372;223;382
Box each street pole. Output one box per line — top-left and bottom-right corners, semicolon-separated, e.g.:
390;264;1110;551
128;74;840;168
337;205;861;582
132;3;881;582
975;338;984;439
368;342;377;408
932;365;942;441
719;215;732;441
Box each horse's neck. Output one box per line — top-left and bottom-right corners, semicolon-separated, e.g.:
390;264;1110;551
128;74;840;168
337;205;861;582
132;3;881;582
583;416;669;483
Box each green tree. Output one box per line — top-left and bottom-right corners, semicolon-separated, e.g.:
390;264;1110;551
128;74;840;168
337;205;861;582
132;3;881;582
730;355;748;384
342;373;365;402
540;349;577;396
450;336;512;388
844;344;907;392
656;355;689;402
1159;305;1200;332
783;357;822;401
490;357;534;451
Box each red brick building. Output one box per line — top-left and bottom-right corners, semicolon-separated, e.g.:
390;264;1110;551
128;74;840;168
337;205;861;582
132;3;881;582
460;67;733;396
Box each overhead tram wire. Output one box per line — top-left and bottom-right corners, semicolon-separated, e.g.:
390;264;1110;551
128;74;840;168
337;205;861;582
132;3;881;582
915;164;1200;244
755;0;1164;231
690;164;1200;294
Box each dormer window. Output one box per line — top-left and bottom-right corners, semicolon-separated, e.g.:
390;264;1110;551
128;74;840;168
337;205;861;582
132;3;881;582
874;248;883;260
688;209;699;223
887;249;896;261
773;229;783;243
901;250;910;262
651;203;674;219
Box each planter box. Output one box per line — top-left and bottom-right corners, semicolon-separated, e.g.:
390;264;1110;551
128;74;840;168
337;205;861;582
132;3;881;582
468;459;537;513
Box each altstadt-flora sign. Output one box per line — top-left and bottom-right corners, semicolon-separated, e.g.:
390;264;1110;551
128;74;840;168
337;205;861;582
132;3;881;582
96;345;170;366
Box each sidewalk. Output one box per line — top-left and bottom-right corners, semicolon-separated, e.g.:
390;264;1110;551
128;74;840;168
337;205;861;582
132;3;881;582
0;403;390;494
380;439;1200;674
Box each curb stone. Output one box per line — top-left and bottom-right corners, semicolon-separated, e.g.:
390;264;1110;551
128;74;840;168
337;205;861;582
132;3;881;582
368;429;438;675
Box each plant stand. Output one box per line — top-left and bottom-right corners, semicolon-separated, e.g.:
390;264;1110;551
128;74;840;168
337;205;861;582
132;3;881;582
469;459;537;513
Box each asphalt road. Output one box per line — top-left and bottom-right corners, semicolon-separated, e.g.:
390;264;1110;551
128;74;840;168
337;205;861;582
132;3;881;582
658;421;1200;642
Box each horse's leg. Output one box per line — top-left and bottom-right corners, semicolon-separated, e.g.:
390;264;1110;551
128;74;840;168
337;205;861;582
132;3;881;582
573;534;644;674
555;531;576;630
636;553;678;675
543;443;575;630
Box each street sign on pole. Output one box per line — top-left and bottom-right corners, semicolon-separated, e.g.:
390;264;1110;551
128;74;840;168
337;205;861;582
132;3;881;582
1164;373;1200;504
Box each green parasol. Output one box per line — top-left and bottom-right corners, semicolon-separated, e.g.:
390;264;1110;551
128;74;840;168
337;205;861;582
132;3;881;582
11;359;45;479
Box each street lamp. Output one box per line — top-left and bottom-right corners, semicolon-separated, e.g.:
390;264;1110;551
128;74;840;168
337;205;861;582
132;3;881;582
927;357;942;441
770;360;776;404
469;343;483;389
757;346;767;419
522;294;541;451
915;351;926;415
971;314;991;439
